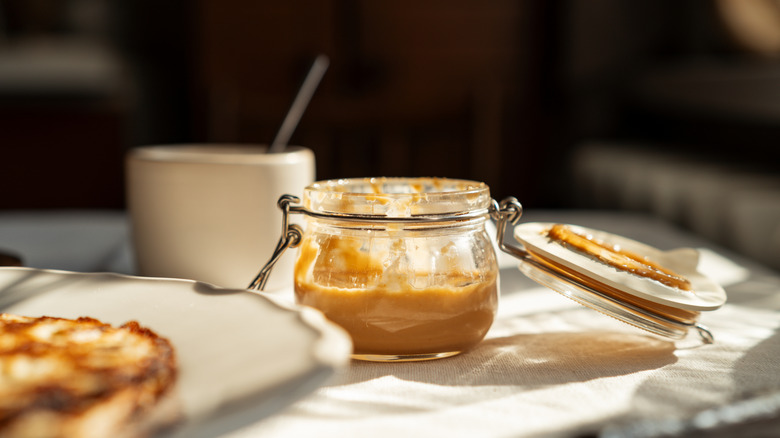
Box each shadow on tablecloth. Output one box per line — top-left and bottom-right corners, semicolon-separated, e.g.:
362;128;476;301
599;273;780;437
332;330;676;389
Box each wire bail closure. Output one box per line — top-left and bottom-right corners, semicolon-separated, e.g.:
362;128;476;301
248;195;303;291
490;197;529;259
247;194;507;291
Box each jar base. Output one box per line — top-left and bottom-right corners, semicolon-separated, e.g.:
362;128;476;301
351;351;462;362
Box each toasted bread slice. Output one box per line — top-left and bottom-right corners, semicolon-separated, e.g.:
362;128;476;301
0;314;178;438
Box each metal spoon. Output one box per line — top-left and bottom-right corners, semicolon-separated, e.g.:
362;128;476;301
268;54;330;153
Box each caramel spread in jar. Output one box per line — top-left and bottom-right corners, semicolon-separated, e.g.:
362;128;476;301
293;177;499;361
546;224;692;291
295;237;498;356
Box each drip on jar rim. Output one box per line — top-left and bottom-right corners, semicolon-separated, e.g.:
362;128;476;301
303;177;492;217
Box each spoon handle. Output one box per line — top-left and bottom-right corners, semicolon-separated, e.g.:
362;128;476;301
269;54;330;153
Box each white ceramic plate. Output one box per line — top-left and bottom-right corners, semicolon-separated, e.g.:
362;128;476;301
514;222;726;311
0;267;352;438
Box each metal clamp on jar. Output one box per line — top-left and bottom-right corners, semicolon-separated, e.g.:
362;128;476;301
250;177;726;362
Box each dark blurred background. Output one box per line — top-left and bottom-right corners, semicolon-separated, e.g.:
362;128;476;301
1;0;779;266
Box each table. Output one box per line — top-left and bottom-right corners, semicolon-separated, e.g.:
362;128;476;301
1;209;779;437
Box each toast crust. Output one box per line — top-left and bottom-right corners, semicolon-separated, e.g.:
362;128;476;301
0;314;178;438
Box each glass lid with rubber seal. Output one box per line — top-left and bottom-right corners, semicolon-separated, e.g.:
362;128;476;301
492;198;727;343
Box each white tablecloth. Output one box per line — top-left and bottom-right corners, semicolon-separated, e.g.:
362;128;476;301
1;209;779;437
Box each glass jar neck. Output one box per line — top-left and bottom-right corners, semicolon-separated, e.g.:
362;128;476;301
304;214;490;232
302;177;492;220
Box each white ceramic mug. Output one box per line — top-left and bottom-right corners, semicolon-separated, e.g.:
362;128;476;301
126;144;315;290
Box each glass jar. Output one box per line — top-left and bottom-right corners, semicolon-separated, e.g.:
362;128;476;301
288;177;499;361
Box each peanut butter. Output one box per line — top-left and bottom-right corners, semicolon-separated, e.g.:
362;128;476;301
546;224;692;291
294;233;498;357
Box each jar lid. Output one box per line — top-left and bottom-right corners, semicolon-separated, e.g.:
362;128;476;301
512;222;727;341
